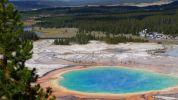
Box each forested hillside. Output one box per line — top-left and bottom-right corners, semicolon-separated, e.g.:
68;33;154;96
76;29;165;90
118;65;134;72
35;10;178;36
24;1;178;36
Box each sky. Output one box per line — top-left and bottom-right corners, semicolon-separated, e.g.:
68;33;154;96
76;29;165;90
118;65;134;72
10;0;77;1
10;0;163;1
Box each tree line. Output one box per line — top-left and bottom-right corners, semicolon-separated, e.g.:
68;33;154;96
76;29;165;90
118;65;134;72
53;33;147;45
36;10;178;36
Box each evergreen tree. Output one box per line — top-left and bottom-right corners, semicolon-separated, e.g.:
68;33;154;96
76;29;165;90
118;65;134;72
0;0;55;100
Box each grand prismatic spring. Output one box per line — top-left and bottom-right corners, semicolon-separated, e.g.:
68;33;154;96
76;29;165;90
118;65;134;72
59;66;178;94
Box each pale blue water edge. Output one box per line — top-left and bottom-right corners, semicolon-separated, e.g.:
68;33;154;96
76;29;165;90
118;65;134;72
59;66;178;94
166;47;178;57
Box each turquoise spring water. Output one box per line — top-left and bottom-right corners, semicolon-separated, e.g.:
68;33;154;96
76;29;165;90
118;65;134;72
59;66;178;94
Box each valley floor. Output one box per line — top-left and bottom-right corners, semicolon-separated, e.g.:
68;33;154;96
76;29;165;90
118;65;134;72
26;40;178;99
26;40;178;77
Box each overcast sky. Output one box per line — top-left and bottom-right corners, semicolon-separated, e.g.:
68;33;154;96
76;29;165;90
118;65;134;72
10;0;76;1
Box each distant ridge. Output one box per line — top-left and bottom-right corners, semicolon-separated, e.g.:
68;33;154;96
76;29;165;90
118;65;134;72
11;0;178;11
27;0;178;14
